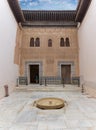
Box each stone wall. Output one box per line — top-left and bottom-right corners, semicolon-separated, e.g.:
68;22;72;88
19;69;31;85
16;27;79;83
0;0;18;98
78;0;96;95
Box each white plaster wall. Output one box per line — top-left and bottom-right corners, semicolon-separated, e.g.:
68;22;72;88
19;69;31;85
78;0;96;85
0;0;18;98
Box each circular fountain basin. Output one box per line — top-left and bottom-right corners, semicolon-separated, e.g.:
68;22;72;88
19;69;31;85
36;97;65;109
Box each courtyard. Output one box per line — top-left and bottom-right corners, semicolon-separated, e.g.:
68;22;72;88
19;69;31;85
0;85;96;130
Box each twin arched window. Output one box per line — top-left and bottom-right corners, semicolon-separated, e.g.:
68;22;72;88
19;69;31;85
30;37;70;47
60;37;70;47
30;37;40;47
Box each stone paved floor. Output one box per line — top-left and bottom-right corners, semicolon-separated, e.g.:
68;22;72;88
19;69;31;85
0;85;96;130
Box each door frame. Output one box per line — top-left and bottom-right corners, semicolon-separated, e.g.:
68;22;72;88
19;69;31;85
29;64;39;84
25;61;43;85
58;61;75;80
61;64;71;84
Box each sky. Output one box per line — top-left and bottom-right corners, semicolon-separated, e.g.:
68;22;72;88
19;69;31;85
18;0;78;10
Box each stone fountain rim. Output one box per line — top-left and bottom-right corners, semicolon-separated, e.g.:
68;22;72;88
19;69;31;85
36;97;65;109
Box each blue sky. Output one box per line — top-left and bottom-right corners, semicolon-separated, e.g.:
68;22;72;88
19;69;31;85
18;0;78;10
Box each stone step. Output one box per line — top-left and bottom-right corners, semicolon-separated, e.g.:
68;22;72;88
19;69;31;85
15;84;81;92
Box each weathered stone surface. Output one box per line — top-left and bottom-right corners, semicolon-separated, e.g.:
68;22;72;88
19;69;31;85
15;27;79;78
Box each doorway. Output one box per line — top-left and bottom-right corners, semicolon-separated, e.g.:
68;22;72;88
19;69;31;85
61;65;71;84
30;65;39;84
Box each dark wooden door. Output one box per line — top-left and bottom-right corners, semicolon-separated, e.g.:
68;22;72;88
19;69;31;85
61;65;71;84
30;65;39;84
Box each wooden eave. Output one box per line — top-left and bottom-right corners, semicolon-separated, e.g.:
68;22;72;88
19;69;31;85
21;21;77;27
75;0;92;22
7;0;25;23
23;10;76;22
7;0;92;26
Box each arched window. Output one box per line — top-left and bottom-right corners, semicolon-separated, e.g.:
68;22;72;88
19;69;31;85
66;37;70;47
30;38;34;47
48;39;52;47
35;37;40;47
60;38;65;47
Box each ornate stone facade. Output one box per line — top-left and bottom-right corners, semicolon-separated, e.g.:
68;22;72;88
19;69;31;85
15;27;79;84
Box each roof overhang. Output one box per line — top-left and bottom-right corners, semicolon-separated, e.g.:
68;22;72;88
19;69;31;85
7;0;92;27
75;0;92;22
7;0;25;23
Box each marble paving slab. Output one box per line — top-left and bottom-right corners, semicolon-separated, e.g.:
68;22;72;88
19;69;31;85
0;85;96;130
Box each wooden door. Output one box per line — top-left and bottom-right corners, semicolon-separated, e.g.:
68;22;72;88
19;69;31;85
61;65;71;84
